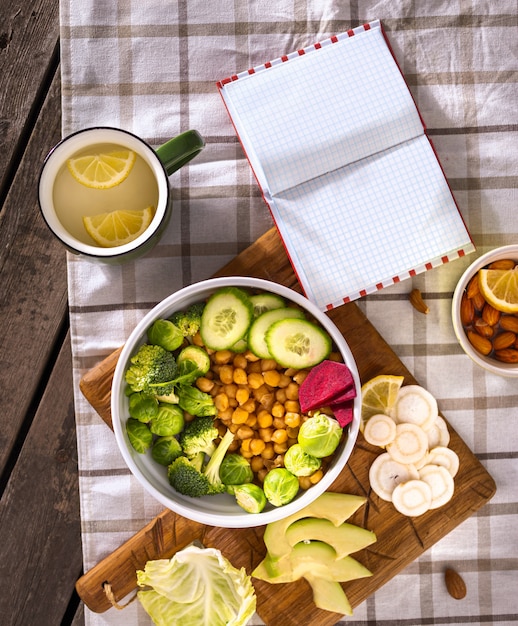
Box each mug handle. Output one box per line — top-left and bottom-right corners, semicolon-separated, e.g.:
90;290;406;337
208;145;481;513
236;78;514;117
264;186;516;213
155;129;205;176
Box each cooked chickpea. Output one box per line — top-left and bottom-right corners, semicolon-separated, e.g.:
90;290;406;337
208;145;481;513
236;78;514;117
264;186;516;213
275;388;287;403
261;358;278;371
247;372;264;389
236;386;250;405
233;353;248;369
271;402;285;418
250;439;266;456
232;407;249;424
196;376;215;393
285;400;300;413
245;413;257;428
271;428;288;444
284;412;301;428
257;410;273;429
309;469;324;484
214;393;229;412
233;367;248;385
261;442;275;460
285;382;299;400
263;369;281;387
258;427;273;442
250;455;265;472
219;364;234;384
236;425;254;440
213;349;233;364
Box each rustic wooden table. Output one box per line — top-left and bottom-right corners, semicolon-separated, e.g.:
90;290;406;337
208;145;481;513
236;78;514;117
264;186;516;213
0;1;84;624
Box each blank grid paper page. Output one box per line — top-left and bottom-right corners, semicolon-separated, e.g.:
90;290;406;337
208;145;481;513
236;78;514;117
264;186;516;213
222;22;423;195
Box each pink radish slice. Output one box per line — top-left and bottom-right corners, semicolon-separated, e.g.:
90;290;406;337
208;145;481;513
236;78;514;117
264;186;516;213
330;399;354;427
299;360;356;412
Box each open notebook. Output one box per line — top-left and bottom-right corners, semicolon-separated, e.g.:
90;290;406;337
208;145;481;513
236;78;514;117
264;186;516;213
217;20;474;311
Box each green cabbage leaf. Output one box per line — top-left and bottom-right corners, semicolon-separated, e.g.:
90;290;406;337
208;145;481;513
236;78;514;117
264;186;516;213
136;545;256;626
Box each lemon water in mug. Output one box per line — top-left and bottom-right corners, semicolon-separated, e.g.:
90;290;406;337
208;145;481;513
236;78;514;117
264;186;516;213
52;143;159;247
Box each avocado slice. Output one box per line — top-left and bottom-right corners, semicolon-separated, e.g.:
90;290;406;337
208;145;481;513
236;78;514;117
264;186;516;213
285;518;376;559
253;541;373;584
262;493;367;560
305;574;353;616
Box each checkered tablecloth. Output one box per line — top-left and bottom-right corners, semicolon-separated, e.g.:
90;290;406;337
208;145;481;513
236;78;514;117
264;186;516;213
60;1;518;624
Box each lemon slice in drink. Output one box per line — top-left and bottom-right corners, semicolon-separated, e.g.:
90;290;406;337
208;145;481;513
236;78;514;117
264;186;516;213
83;206;155;247
478;267;518;313
67;149;136;189
360;374;405;430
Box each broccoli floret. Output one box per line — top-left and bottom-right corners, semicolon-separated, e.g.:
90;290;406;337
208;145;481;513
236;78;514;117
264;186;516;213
125;344;177;396
179;416;219;457
167;429;235;497
169;302;205;337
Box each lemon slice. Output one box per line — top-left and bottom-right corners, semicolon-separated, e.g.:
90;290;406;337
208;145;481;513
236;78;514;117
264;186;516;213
360;375;404;427
478;267;518;313
83;206;155;247
67;149;136;189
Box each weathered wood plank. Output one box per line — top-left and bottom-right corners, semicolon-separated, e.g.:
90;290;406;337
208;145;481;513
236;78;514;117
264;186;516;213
0;333;82;625
0;0;60;195
0;68;68;476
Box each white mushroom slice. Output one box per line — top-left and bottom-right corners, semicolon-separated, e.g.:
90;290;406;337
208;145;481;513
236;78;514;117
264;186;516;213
363;413;397;447
386;423;429;465
419;464;455;509
426;415;450;448
425;447;459;478
368;452;419;502
392;479;432;517
393;385;438;431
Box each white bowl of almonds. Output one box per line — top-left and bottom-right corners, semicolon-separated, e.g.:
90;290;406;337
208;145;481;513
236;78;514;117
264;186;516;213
452;244;518;377
111;276;361;527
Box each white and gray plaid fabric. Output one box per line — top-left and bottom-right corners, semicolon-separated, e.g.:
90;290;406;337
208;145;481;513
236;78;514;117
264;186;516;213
60;1;518;624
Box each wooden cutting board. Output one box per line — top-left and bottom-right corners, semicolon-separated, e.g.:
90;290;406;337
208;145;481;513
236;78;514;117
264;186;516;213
76;227;496;624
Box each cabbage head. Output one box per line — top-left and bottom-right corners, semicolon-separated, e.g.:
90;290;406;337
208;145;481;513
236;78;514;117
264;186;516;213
136;545;256;626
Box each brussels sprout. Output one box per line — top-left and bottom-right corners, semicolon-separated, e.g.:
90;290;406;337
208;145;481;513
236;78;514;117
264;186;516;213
219;453;254;485
150;403;185;436
147;318;184;351
263;468;299;507
233;483;267;513
298;412;342;458
126;418;153;453
283;443;321;476
151;436;183;466
177;385;217;417
128;392;159;422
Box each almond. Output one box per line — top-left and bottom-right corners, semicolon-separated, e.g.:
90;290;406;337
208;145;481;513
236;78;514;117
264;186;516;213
494;348;518;363
482;303;501;327
409;288;429;314
492;331;516;351
466;273;481;298
500;315;518;333
472;291;486;311
488;258;516;270
445;567;467;600
460;293;474;326
473;318;494;339
467;330;492;355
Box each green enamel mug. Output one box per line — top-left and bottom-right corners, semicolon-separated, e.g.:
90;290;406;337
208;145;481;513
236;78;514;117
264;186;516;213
38;127;204;262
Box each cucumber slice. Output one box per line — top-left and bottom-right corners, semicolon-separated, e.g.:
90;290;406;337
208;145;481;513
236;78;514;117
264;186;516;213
248;307;305;359
265;318;331;369
250;293;285;317
200;287;253;350
176;345;210;375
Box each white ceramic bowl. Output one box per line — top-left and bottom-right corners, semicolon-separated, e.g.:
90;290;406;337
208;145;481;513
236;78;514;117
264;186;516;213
111;276;361;527
452;245;518;378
